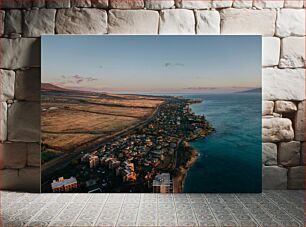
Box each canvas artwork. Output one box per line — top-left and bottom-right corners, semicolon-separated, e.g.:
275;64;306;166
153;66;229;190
41;36;262;193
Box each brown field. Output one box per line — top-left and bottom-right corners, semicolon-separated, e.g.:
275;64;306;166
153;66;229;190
41;89;164;151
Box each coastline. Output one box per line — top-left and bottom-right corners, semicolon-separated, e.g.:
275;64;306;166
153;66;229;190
172;143;199;193
43;93;213;192
172;100;214;193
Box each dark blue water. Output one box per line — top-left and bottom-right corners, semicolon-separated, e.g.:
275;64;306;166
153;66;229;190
182;93;262;193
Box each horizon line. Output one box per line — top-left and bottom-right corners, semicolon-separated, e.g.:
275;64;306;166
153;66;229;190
42;82;261;93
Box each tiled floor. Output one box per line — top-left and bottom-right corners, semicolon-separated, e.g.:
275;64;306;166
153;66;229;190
1;190;304;227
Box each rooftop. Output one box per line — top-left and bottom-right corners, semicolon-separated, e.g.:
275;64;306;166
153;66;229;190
153;173;172;187
51;177;77;189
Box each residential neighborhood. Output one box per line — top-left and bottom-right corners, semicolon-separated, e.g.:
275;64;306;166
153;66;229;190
50;97;213;193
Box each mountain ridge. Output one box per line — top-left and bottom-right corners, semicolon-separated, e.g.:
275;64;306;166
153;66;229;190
237;88;262;93
41;83;70;92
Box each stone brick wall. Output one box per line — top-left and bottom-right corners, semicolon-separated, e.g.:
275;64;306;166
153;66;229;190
0;0;304;192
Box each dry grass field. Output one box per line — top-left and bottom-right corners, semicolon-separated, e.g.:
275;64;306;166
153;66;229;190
41;84;164;153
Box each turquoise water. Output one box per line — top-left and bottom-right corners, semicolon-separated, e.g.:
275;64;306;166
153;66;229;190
182;93;262;193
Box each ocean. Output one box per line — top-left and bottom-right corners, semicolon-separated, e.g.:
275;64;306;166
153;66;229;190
182;93;262;193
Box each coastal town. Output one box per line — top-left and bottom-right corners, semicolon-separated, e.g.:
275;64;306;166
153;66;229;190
49;96;214;193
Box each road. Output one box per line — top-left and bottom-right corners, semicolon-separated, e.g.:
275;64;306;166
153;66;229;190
41;101;165;183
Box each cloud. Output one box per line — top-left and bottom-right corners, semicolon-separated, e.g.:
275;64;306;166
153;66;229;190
57;75;99;85
86;77;98;82
164;62;184;67
76;79;84;84
72;75;82;80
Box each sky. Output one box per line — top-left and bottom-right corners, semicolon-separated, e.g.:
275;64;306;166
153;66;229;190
42;35;261;93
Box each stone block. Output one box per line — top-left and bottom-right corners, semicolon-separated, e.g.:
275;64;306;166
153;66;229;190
212;0;233;8
4;9;22;35
301;142;305;165
278;141;301;167
175;0;212;9
109;0;144;9
46;0;70;8
280;37;305;68
0;169;18;190
262;143;277;166
145;0;175;9
232;0;253;8
91;0;108;8
8;102;40;142
0;69;15;102
263;166;287;189
23;9;56;37
284;0;304;8
195;10;220;34
276;9;305;37
56;8;107;34
109;10;159;34
0;38;40;69
0;102;7;142
0;10;4;35
71;0;92;7
27;143;40;167
262;37;280;67
253;0;284;8
220;8;276;36
0;168;40;192
275;100;297;113
273;113;282;118
0;142;27;169
262;117;294;142
262;101;274;116
0;0;32;9
15;68;41;101
288;166;304;189
32;0;46;8
294;101;305;141
263;68;305;101
159;9;195;34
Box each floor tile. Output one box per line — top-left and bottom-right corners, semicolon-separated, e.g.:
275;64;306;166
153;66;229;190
0;190;304;227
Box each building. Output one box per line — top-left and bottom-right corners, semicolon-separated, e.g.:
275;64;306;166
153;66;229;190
89;155;99;168
151;150;162;158
121;162;137;182
153;173;173;193
122;170;137;182
51;177;77;192
109;160;121;169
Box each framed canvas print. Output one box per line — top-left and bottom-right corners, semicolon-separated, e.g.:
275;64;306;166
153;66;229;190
41;35;262;193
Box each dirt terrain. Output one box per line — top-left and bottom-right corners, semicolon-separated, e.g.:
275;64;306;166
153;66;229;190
41;84;164;158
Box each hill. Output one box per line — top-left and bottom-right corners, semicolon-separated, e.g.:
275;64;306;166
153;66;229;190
41;83;69;92
238;88;262;93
